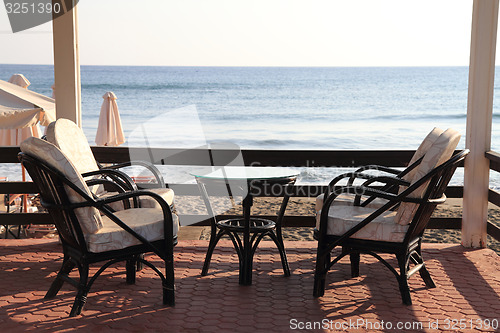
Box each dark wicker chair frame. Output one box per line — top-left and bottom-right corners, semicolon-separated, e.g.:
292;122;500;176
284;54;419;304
18;152;177;317
325;155;427;208
313;150;469;305
96;160;167;189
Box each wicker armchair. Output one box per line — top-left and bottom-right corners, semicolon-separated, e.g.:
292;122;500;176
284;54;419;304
313;128;467;305
19;137;178;316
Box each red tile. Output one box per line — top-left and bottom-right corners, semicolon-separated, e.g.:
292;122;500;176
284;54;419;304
0;239;499;332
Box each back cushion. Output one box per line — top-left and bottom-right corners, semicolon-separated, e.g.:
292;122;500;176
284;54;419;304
402;127;444;182
20;137;103;234
46;118;104;194
395;128;461;225
45;118;100;175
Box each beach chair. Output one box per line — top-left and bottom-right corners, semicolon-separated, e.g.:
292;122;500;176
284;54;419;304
313;129;467;305
315;127;444;213
19;137;178;316
45;118;174;211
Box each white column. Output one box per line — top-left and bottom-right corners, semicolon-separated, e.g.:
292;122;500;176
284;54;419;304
52;0;82;126
463;0;499;248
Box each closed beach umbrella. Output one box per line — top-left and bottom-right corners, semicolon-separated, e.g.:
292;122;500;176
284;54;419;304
95;91;125;146
8;74;30;88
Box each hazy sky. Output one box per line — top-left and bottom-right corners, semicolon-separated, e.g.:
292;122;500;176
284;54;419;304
0;0;475;66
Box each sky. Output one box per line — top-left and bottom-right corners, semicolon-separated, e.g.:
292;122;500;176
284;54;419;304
0;0;476;67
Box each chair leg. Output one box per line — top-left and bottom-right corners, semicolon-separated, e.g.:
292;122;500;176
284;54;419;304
45;256;75;299
415;247;436;289
126;257;136;285
70;264;89;317
163;256;175;306
313;249;330;297
349;251;360;278
418;264;436;289
136;253;144;271
397;254;412;305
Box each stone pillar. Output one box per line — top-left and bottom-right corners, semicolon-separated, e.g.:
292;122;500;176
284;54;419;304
463;0;499;247
52;0;82;126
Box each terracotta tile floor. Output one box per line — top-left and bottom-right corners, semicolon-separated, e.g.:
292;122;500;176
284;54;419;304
0;239;499;332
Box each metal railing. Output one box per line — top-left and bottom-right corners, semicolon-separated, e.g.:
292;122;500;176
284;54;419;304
485;151;500;242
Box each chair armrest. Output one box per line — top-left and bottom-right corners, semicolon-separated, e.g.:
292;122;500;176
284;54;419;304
85;178;135;210
100;160;165;188
82;168;139;192
352;164;401;176
324;172;405;207
359;175;410;189
83;169;140;208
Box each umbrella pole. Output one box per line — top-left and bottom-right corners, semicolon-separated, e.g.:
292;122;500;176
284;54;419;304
22;166;27;213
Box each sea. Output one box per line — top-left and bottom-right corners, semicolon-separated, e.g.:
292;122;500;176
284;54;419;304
1;64;499;187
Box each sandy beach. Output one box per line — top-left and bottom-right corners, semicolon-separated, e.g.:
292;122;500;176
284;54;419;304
174;195;500;255
3;194;499;255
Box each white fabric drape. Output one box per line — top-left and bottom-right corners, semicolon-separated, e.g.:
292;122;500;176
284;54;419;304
95;91;125;146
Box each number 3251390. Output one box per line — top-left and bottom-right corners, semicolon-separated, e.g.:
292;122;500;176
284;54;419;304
443;319;498;330
5;2;62;14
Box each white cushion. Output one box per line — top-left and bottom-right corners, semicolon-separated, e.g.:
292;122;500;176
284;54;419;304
86;208;179;253
139;188;175;208
315;193;388;212
46;119;105;195
403;127;444;182
103;188;175;211
46;119;175;210
45;119;101;174
395;128;461;225
317;205;408;242
20;137;103;234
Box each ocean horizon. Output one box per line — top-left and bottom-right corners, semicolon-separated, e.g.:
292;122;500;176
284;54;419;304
1;64;498;186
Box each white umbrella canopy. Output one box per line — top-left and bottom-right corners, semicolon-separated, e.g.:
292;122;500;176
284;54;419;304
0;124;41;146
0;74;54;215
95;91;125;146
0;79;56;131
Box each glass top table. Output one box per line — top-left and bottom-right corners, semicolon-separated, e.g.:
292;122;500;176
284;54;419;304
191;166;299;181
191;167;299;285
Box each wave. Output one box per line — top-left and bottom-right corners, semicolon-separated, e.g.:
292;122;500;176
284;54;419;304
80;82;247;91
82;83;192;91
206;111;474;123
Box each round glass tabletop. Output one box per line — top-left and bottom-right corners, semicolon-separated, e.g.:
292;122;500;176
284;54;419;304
190;166;299;181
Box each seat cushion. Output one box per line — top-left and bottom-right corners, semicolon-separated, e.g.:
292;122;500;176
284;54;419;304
86;208;179;253
101;188;175;211
315;193;388;212
316;205;408;242
138;188;175;208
